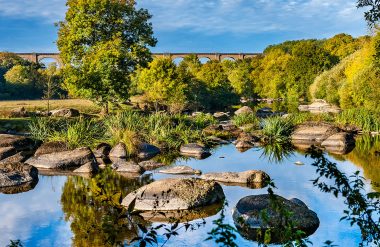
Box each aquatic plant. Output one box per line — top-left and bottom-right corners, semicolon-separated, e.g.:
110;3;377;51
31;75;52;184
261;117;294;144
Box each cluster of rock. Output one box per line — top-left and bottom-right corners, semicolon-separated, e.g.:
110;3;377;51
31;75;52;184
9;107;80;118
298;100;341;114
291;122;355;154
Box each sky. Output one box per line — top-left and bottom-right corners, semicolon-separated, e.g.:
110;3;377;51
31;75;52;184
0;0;369;53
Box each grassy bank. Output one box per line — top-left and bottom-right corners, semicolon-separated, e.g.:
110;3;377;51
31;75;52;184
0;99;101;117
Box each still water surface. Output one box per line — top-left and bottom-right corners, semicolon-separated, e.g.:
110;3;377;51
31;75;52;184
0;137;379;247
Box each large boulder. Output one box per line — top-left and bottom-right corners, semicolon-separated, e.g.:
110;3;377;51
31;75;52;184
235;106;253;116
109;143;128;159
180;143;211;159
25;147;95;170
232;194;320;243
137;143;160;160
201;170;269;188
122;178;225;211
0;134;37;151
291;122;340;149
50;108;80;117
0;162;38;191
321;132;355;154
158;165;202;175
213;112;230;121
112;159;144;174
34;141;70;156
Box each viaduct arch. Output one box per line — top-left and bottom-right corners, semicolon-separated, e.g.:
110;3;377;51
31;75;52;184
16;52;261;66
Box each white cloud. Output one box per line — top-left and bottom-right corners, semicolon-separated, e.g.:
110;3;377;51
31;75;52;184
0;0;368;37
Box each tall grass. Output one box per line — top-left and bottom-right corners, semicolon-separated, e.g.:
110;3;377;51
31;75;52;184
232;113;259;127
261;116;294;143
336;109;380;132
104;111;207;154
28;117;104;148
287;112;335;126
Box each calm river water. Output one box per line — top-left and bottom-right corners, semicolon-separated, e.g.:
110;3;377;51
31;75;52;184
0;136;379;247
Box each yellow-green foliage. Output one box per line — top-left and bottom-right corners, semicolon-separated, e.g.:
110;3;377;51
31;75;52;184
137;58;187;112
311;33;380;112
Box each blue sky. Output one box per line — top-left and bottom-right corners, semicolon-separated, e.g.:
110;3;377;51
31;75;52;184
0;0;369;53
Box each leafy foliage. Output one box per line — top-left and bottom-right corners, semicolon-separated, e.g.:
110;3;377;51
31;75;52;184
307;148;380;246
57;0;157;112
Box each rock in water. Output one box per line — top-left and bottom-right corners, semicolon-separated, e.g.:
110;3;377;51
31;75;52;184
137;143;160;159
180;143;211;159
73;161;99;174
25;147;95;170
321;132;355;154
0;162;38;192
122;178;225;211
234;106;253;116
232;194;320;243
138;160;167;171
158;165;202;175
112;159;144;174
109;143;128;159
291;122;340;149
201;170;269;187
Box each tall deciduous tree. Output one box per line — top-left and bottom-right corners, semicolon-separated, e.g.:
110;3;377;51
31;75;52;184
57;0;157;113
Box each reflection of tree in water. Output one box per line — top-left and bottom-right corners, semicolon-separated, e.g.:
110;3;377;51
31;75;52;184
60;168;153;246
344;135;380;191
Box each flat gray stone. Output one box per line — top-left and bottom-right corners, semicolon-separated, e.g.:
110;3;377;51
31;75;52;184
158;165;201;175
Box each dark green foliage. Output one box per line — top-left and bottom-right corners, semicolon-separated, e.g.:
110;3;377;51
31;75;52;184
357;0;380;27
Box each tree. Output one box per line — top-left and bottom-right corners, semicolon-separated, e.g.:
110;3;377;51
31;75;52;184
39;63;62;113
57;0;157;114
137;58;187;112
196;61;239;110
357;0;380;27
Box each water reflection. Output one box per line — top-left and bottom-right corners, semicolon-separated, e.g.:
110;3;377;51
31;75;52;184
60;168;153;246
260;142;294;163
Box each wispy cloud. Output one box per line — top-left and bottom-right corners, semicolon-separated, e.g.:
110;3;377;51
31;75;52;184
138;0;367;36
0;0;367;37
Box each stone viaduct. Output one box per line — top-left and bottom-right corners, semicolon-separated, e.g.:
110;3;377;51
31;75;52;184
15;52;261;67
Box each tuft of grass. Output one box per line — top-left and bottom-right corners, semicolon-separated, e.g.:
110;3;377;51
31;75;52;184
232;113;259;127
29;117;104;148
261;116;294;144
336;109;380;132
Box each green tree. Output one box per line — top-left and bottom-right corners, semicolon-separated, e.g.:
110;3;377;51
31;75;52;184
196;61;239;110
137;58;187;112
57;0;157;114
39;63;63;112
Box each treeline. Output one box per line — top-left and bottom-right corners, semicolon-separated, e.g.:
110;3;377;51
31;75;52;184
0;52;64;100
125;33;368;112
311;32;380;112
0;33;371;112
